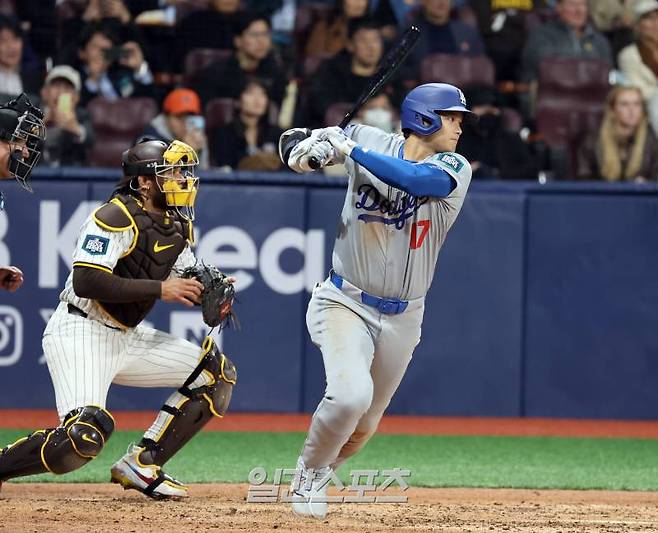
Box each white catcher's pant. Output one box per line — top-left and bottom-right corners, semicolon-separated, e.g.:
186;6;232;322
42;302;211;438
301;278;424;470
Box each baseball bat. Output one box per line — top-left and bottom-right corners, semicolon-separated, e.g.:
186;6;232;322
308;25;421;169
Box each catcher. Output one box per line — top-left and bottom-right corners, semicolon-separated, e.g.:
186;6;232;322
0;139;236;499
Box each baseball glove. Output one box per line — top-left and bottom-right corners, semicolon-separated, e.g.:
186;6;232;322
180;263;236;329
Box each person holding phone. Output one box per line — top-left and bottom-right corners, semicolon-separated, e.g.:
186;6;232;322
75;24;155;106
140;88;209;168
40;65;95;166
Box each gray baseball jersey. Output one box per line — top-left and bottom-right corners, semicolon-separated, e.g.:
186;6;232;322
333;124;472;300
299;124;472;471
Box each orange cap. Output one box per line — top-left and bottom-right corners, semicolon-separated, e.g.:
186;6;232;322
163;88;201;115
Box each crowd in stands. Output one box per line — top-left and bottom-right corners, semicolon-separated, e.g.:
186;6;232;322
1;0;656;181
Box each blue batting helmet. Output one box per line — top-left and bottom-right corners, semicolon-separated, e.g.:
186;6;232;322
400;83;475;136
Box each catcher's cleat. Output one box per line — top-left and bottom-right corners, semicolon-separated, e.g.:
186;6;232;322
110;445;188;500
291;456;331;520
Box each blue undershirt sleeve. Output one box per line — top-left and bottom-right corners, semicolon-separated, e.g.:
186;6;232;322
350;146;456;198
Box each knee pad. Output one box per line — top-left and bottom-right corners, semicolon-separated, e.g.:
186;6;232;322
180;336;237;417
42;406;115;475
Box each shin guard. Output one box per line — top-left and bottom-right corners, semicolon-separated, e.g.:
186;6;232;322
139;337;236;466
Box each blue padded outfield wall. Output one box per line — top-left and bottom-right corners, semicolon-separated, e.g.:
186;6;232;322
0;169;657;419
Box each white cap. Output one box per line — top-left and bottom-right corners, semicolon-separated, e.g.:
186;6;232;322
44;65;81;92
635;0;658;18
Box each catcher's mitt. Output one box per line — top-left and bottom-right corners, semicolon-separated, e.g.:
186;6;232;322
180;263;236;329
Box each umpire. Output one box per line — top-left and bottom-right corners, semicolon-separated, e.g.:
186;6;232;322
0;139;237;499
0;93;46;292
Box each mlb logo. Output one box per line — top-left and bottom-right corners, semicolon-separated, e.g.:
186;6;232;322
458;89;466;106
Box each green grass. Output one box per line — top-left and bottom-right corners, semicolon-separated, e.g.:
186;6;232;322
2;430;658;490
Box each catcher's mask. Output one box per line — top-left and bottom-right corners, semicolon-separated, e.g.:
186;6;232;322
121;139;199;221
0;93;46;192
155;140;199;221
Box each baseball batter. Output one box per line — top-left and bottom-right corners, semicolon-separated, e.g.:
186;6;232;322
279;83;474;518
0;93;46;292
0;139;237;499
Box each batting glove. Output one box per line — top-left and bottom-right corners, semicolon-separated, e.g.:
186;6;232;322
289;137;334;172
318;127;357;158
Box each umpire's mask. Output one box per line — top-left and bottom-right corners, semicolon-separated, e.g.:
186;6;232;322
0;93;46;192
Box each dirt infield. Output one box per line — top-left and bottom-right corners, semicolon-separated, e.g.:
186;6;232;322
1;483;657;532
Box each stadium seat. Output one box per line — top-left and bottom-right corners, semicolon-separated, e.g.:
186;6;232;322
183;48;233;85
324;102;352;127
500;107;523;133
535;57;610;177
0;0;15;16
536;57;609;147
87;97;159;168
175;0;210;23
204;97;235;131
205;97;280;131
538;57;610;96
303;53;333;81
420;54;495;87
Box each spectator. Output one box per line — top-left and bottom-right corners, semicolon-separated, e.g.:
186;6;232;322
81;0;132;24
0;16;41;101
575;85;658;181
457;84;539;180
589;0;634;31
324;91;399;177
588;0;635;57
521;0;613;84
406;0;485;77
121;0;181;19
141;87;209;168
15;1;57;64
354;92;397;133
209;79;283;170
76;23;155;106
306;18;402;127
192;14;288;108
40;65;95;167
470;0;540;81
618;0;658;136
373;0;420;27
176;0;245;67
305;0;370;56
60;0;133;48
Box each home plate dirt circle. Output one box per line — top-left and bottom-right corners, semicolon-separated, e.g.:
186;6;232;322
1;483;657;532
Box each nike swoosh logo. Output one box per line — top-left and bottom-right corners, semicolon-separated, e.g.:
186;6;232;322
127;462;157;485
81;434;98;445
154;241;175;253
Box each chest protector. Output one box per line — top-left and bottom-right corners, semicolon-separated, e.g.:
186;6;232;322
93;193;193;327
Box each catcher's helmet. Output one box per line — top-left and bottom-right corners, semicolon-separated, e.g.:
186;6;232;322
400;83;475;136
121;138;168;177
120;138;199;221
0;93;46;191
